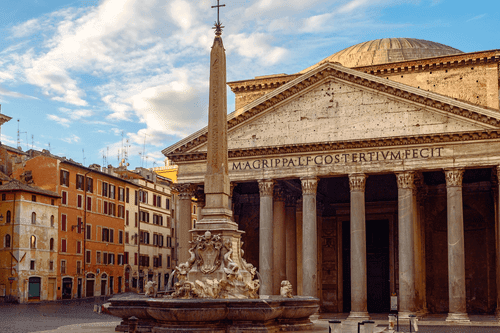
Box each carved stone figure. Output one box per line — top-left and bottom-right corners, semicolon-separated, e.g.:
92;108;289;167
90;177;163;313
145;281;157;298
280;280;293;298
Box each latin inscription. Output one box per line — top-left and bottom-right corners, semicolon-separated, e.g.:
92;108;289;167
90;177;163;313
231;147;444;171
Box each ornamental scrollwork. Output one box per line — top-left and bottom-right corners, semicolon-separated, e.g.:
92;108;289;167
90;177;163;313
301;177;318;195
258;180;275;197
396;171;416;189
349;174;367;192
445;168;464;187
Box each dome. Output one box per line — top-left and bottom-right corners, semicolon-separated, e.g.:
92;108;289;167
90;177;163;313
300;38;463;73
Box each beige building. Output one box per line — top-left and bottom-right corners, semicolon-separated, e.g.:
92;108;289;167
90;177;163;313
163;38;500;320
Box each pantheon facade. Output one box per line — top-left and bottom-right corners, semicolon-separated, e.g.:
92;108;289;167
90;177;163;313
163;38;500;320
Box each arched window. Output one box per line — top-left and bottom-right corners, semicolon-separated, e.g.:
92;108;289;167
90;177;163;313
50;238;54;251
6;210;11;223
5;234;10;248
31;212;36;224
30;235;36;249
50;215;55;227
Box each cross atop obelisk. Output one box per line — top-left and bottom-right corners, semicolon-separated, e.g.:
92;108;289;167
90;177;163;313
211;0;225;36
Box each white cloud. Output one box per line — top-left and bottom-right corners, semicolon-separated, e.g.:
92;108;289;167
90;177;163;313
227;33;288;65
47;114;71;127
61;134;81;144
59;108;94;120
466;14;486;22
11;19;41;38
0;86;38;99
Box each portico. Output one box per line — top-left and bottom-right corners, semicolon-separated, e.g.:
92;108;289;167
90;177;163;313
164;58;500;318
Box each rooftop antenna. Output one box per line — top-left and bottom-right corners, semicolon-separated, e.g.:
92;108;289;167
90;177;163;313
102;150;106;166
17;119;28;151
124;139;130;163
31;135;34;150
121;131;124;161
48;142;51;152
82;148;86;166
106;146;109;166
141;133;147;168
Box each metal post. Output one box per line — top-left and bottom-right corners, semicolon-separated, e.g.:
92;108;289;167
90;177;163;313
358;321;364;333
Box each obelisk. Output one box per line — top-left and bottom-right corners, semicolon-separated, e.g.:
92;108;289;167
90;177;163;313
194;6;237;232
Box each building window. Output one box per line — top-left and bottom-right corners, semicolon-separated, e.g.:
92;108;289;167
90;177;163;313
158;254;162;267
102;228;109;242
31;212;36;224
51;199;55;205
103;201;108;214
109;203;116;216
86;177;93;193
61;260;66;274
76;175;84;190
135;190;138;205
49;260;54;271
119;188;124;201
76;241;82;254
124;252;129;265
140;191;148;203
1;193;5;200
118;205;124;218
32;195;36;202
87;197;92;211
193;205;196;214
134;253;138;265
76;261;81;274
193;219;197;228
86;250;91;264
86;225;91;240
50;238;54;251
110;229;114;243
140;231;150;245
5;234;11;248
103;252;108;265
126;188;129;203
61;191;67;205
109;185;115;199
167;255;171;268
30;235;36;249
96;251;101;264
135;212;138;227
118;254;123;265
118;230;123;244
60;170;69;187
6;210;11;223
125;232;129;244
77;217;82;233
126;210;129;226
30;260;35;270
61;239;67;252
166;198;170;210
50;215;55;227
61;214;67;231
102;182;108;197
77;194;83;208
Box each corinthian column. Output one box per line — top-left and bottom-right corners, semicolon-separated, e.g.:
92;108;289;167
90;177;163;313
396;171;416;318
174;184;195;263
258;179;275;295
445;169;469;322
348;174;369;321
301;177;318;297
285;194;298;295
496;166;500;320
273;185;286;295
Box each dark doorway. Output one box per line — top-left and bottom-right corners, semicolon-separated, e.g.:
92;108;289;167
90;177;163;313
101;277;107;296
109;276;114;295
28;277;41;300
77;278;82;298
86;279;94;297
125;267;130;292
62;278;72;299
366;219;390;313
118;277;122;294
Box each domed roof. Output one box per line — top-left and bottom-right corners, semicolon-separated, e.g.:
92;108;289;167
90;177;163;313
300;38;463;73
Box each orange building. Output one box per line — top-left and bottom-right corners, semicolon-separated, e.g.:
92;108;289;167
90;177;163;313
14;151;139;299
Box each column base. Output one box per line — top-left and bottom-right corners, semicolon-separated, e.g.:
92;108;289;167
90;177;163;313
496;308;500;321
346;311;370;321
397;311;416;320
446;312;470;322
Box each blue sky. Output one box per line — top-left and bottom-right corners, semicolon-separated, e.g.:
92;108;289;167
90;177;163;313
0;0;498;169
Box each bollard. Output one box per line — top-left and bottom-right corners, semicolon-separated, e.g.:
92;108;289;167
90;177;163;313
328;320;342;333
409;314;418;332
363;320;375;333
128;316;138;333
388;314;396;333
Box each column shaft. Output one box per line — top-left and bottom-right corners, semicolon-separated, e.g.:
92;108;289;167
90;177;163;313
273;186;286;295
348;174;369;320
496;166;500;319
296;199;303;296
445;169;469;322
301;177;318;298
258;180;274;296
285;196;297;294
175;184;194;264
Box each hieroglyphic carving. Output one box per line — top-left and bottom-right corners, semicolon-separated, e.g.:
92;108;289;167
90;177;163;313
301;177;318;195
258;179;275;197
445;168;464;187
348;174;367;192
396;171;416;189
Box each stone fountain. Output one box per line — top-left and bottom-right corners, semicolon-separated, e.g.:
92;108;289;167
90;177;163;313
107;3;319;332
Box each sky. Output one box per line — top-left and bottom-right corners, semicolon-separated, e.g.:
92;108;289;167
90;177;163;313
0;0;498;170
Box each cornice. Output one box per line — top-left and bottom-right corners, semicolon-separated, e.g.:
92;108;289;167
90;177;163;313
168;129;500;163
227;74;301;93
163;61;500;157
355;49;500;76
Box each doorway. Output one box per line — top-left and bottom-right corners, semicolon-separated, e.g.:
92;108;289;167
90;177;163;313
109;276;114;295
77;278;82;298
366;219;390;313
86;277;94;297
28;277;41;300
48;278;56;300
62;278;72;299
101;274;107;296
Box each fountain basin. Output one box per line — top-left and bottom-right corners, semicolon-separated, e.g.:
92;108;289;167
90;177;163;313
108;293;319;333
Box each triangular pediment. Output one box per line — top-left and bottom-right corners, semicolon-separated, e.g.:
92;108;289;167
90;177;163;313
163;62;500;157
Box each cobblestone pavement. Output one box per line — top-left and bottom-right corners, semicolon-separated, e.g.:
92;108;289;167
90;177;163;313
0;297;116;333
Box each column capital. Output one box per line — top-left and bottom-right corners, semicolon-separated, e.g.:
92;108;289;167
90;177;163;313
258;179;275;197
396;171;416;190
349;173;367;192
445;168;464;187
300;177;318;195
173;183;196;199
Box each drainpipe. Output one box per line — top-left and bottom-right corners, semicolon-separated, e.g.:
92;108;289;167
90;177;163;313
137;189;141;292
10;192;16;299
